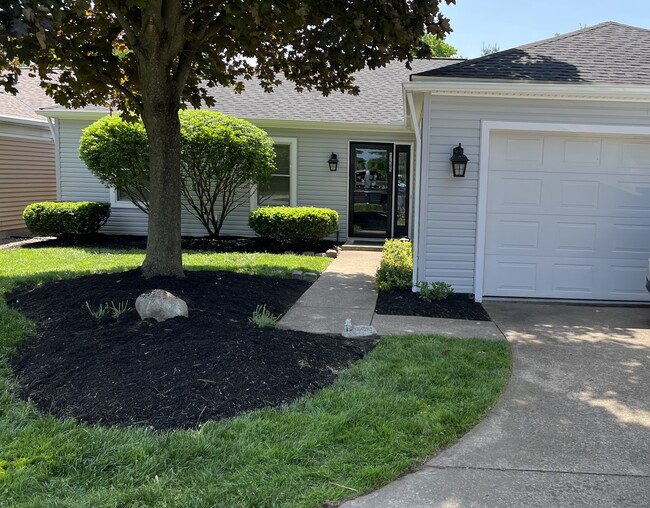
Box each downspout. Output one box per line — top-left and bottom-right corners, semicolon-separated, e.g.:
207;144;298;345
46;117;62;201
406;92;421;290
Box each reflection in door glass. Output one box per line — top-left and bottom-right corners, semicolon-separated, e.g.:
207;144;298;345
396;151;407;227
353;147;389;235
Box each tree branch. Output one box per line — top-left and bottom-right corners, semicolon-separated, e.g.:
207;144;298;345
103;0;140;51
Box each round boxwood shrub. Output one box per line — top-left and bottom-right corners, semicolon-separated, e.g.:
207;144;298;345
249;206;338;247
23;201;111;237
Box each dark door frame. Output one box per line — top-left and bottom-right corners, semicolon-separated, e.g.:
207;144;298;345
348;142;394;238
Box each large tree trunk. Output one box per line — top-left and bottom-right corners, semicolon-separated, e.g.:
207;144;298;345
140;76;185;279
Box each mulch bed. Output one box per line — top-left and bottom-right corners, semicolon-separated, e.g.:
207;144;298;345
8;270;375;430
375;290;491;321
23;234;339;254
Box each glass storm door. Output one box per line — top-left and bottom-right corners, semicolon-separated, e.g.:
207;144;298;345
349;143;393;238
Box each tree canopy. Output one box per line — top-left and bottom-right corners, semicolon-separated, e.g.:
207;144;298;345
1;0;455;277
421;33;458;58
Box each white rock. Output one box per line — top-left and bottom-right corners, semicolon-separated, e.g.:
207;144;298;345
135;289;188;322
325;249;338;258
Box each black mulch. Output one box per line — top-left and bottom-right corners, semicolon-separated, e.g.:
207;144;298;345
375;290;491;321
23;234;339;254
8;270;376;430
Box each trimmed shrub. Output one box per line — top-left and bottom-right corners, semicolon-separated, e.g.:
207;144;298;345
249;206;338;247
180;110;276;237
375;239;413;291
79;116;150;213
23;201;110;237
79;111;277;236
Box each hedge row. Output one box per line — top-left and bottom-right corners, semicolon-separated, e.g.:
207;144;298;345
249;206;338;247
23;201;110;237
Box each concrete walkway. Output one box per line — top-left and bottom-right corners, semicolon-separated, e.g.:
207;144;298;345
342;302;650;507
278;250;503;339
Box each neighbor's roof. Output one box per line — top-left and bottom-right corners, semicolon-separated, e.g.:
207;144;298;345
0;71;56;122
413;22;650;85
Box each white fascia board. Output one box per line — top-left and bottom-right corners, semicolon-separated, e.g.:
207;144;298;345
37;109;109;120
403;80;650;102
36;109;412;133
243;118;410;133
0;114;49;128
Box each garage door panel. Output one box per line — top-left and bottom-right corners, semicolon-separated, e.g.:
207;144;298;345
487;215;650;259
485;132;650;301
485;256;649;299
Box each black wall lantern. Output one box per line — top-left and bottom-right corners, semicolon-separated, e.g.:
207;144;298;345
450;143;469;177
328;153;339;171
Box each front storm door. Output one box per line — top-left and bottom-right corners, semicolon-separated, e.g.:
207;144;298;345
349;142;393;238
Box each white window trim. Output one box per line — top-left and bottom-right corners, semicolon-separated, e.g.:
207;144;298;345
250;136;298;210
474;120;650;303
109;187;141;209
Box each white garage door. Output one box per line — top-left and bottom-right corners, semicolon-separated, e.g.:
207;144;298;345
484;131;650;301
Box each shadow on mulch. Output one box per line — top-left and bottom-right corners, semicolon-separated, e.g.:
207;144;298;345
376;290;491;321
22;234;339;254
8;270;376;430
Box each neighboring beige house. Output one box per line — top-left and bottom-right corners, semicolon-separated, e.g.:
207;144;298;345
0;77;56;237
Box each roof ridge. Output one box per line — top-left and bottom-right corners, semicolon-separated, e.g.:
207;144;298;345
517;21;650;51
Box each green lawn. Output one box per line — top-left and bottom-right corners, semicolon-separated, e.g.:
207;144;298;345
0;247;511;508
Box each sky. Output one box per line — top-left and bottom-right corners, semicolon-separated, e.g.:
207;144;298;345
440;0;650;58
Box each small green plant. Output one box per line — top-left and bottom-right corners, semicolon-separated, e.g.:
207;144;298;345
85;300;131;320
417;281;454;302
109;300;132;318
85;301;110;320
250;304;280;328
375;239;413;291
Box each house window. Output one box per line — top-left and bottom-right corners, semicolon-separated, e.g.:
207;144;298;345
252;137;297;209
109;186;148;209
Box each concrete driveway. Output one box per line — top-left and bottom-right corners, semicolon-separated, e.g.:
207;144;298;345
343;302;650;507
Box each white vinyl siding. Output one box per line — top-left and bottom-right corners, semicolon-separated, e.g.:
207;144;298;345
0;132;56;233
56;117;415;240
421;95;650;294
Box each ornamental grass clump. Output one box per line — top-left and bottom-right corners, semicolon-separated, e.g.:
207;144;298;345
250;304;280;328
249;206;338;248
375;239;413;291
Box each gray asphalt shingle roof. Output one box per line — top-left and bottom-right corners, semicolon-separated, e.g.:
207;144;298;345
202;59;456;125
36;59;459;124
413;22;650;85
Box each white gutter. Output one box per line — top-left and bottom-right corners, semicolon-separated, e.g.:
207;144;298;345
406;91;422;290
403;80;650;102
0;114;49;128
37;108;413;133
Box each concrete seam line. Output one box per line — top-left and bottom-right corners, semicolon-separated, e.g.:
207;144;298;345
423;465;650;479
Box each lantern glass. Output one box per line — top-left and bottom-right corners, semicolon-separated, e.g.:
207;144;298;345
449;143;469;178
328;153;338;171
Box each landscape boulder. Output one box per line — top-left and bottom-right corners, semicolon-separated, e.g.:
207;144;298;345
135;289;188;322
